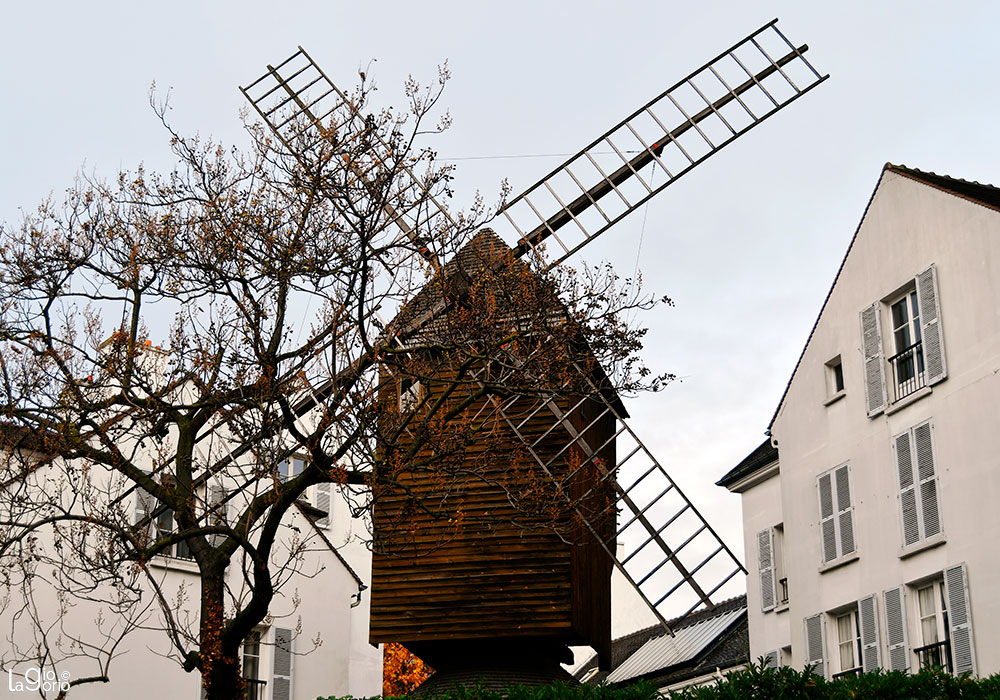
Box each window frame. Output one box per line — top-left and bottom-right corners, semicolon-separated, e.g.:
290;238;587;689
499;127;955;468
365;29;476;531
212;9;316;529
833;608;862;678
398;377;423;411
859;264;947;416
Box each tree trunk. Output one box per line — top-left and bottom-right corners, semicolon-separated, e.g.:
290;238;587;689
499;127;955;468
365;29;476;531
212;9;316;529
201;570;244;700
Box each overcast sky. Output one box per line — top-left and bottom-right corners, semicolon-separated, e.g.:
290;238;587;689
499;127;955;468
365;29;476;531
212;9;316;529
3;1;999;592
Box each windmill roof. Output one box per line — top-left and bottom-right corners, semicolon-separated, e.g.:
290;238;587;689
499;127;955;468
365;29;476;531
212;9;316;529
390;228;629;417
391;229;514;342
764;164;1000;434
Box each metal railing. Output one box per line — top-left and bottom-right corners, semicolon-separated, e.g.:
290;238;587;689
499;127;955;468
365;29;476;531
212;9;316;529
915;640;951;673
888;340;925;401
778;577;789;605
242;678;266;700
832;667;861;679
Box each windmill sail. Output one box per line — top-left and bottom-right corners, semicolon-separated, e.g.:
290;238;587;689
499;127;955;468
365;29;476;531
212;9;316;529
240;46;457;271
497;19;827;267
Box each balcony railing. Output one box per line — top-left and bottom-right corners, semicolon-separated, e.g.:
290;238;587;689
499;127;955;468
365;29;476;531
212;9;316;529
778;577;789;605
888;340;925;402
915;640;951;673
832;667;861;679
244;678;267;700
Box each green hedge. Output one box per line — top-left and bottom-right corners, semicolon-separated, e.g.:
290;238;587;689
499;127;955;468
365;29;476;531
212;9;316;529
667;660;1000;699
321;661;1000;700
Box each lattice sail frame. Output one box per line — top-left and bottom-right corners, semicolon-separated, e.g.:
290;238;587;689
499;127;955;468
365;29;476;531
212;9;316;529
495;19;826;268
240;19;827;633
241;46;459;273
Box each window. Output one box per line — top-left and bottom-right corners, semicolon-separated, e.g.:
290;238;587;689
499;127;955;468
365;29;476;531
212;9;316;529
859;265;946;416
242;629;266;700
914;581;949;671
398;377;423;411
817;464;855;565
883;564;977;676
834;610;862;678
808;595;880;681
887;288;926;399
133;473;193;560
156;509;193;559
774;524;788;606
275;455;332;529
893;421;941;548
277;456;307;483
825;355;845;399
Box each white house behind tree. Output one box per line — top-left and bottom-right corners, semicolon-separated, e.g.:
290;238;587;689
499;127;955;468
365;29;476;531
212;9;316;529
1;436;382;700
718;164;1000;679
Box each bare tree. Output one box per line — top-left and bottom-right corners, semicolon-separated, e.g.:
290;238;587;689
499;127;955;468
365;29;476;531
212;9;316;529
0;73;669;700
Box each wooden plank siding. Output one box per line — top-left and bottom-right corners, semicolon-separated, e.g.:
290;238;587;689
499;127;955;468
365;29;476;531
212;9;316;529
370;358;616;657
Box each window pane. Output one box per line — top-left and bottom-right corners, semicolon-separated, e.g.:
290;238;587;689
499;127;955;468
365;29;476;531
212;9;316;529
918;586;939;644
242;630;261;680
894;327;911;351
837;614;856;669
891;298;908;330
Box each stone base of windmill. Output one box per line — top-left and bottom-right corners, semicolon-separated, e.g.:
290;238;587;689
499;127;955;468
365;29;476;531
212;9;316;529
408;639;581;697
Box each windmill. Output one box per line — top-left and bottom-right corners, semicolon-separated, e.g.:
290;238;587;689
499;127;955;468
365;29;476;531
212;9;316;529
241;19;825;681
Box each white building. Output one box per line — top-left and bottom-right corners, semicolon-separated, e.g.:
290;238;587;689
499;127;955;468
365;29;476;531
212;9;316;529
1;437;382;700
718;164;1000;679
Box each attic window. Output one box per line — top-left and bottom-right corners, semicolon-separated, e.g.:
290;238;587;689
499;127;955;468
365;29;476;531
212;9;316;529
399;378;423;411
824;355;845;404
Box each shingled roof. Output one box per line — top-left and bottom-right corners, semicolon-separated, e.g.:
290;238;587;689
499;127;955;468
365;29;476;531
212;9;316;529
387;227;629;417
716;439;778;489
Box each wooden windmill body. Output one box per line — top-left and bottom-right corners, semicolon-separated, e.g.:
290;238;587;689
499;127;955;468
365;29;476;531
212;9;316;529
369;230;621;670
241;18;827;681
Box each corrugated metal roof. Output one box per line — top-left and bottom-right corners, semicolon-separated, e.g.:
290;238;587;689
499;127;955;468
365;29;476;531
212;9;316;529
605;605;746;683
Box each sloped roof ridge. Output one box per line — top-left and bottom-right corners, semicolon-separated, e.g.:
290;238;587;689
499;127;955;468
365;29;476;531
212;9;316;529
888;164;1000;212
763;163;1000;434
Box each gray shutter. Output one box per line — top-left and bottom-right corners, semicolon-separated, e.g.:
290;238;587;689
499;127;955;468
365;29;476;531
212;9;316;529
758;528;776;612
834;465;855;555
916;265;947;385
944;563;976;676
272;627;293;700
912;422;941;539
858;594;881;672
883;585;909;672
818;473;837;563
804;613;826;679
894;432;920;546
860;303;887;417
315;481;332;530
764;650;780;669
